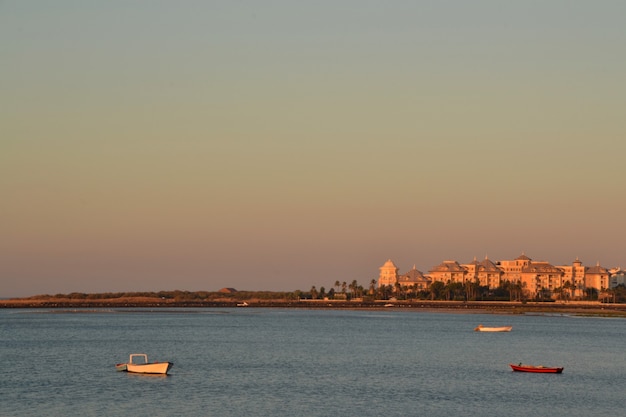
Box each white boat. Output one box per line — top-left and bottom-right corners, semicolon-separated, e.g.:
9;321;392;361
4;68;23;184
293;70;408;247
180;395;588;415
474;324;512;332
116;354;173;375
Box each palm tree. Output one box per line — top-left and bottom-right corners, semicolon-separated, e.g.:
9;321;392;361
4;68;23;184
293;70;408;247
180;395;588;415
369;279;377;295
585;287;598;301
377;284;392;300
394;282;403;299
327;288;335;299
405;284;416;300
465;279;480;301
430;281;445;300
350;280;358;299
562;280;572;302
353;284;363;299
444;282;463;301
506;280;523;302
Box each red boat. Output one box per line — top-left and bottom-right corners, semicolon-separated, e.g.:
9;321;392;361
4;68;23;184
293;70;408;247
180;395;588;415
510;363;563;373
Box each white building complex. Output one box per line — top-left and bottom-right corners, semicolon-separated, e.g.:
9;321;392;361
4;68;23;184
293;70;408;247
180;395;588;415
378;254;623;299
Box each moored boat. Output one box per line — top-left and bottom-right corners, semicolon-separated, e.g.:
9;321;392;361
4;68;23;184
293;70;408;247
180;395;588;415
474;324;512;332
116;354;173;375
510;363;563;373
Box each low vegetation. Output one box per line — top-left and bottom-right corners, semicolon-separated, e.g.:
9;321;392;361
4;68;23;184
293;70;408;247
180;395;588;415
306;280;626;303
3;283;625;308
17;290;297;302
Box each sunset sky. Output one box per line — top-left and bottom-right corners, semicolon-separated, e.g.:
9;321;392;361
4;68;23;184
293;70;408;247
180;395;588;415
2;1;625;297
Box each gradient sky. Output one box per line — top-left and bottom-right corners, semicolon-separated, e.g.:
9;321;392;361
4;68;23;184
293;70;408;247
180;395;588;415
2;1;625;297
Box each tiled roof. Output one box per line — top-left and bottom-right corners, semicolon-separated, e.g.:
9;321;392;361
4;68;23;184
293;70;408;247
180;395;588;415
430;260;464;272
479;257;500;272
522;261;561;273
586;263;608;274
398;266;429;283
467;257;480;266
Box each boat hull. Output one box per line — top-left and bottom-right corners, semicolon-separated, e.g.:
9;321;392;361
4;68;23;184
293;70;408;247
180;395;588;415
126;362;173;374
475;325;512;332
510;364;563;373
116;354;173;375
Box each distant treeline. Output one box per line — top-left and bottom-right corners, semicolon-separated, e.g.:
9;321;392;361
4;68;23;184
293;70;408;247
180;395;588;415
19;283;626;304
25;290;297;301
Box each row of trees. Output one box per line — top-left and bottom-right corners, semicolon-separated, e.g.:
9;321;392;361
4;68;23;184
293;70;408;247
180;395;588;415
306;279;626;303
305;280;523;302
23;282;626;304
304;280;372;301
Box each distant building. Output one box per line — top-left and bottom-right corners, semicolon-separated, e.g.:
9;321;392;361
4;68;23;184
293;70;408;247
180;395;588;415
499;253;532;284
397;265;431;290
609;268;626;288
378;253;617;299
378;259;399;287
428;260;465;284
556;258;586;298
463;256;503;288
585;262;610;292
520;260;563;296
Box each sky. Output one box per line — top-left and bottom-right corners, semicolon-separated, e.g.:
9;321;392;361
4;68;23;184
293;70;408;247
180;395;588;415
2;1;625;297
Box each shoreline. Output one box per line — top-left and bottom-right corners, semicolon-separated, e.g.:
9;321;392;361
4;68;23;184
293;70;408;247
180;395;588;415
2;298;626;316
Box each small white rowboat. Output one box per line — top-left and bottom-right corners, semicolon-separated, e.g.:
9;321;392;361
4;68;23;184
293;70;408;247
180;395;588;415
474;324;512;332
115;353;173;375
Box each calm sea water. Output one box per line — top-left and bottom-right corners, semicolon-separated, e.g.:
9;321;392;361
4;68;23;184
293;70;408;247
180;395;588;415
1;308;624;417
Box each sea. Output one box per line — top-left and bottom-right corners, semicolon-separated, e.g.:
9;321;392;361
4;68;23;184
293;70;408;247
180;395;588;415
1;308;624;417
